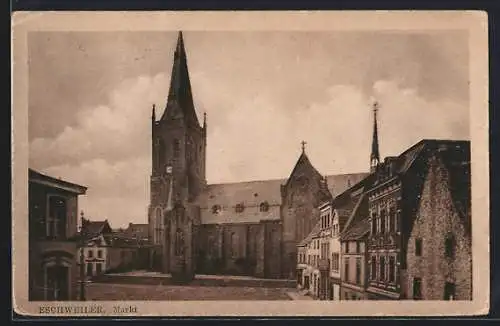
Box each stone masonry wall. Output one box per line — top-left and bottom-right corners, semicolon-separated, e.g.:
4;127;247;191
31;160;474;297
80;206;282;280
406;155;472;300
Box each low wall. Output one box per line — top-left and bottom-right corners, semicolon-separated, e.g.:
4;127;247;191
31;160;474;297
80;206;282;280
91;274;297;288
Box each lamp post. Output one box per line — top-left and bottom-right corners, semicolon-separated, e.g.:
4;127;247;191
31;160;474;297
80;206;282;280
79;210;86;301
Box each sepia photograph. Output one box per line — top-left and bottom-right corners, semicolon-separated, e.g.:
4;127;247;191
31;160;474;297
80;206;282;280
12;11;489;316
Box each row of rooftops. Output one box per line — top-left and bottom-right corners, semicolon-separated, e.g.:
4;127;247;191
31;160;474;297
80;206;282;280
298;139;471;247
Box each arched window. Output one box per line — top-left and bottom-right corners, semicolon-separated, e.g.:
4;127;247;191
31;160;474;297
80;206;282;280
235;203;245;213
173;139;180;158
259;201;269;212
211;205;221;214
157;138;166;169
174;228;184;256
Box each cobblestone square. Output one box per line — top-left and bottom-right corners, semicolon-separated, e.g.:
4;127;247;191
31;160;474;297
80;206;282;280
85;283;292;301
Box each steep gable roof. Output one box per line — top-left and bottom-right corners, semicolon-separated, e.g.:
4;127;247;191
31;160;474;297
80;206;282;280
283;152;323;189
82;219;112;238
340;216;370;241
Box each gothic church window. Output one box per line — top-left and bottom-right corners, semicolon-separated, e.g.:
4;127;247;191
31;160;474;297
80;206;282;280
173;139;180;158
230;232;238;257
174;228;184;256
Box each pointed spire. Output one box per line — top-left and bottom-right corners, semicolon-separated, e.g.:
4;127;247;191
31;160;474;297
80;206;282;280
370;101;380;172
152;104;156;121
161;31;200;127
203;112;207;129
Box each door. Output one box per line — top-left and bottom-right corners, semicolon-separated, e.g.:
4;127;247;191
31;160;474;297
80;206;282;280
46;265;69;301
86;262;93;276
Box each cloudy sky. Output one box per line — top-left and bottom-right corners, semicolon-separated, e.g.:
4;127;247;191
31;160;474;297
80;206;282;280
28;31;470;228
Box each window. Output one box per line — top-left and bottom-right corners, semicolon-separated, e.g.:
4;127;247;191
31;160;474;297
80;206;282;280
345;242;350;254
413;277;422;300
332;253;340;272
380;209;386;234
356;242;361;253
230;232;238;257
88;250;93;258
259;201;269;212
388;256;395;283
388;208;395;233
97;250;102;259
235;203;245;213
175;228;184;256
47;196;67;239
344;258;350;282
444;282;456;300
445;234;455;258
380;256;386;281
355;258;362;284
415;238;422;256
173;139;180;158
211;205;221;214
371;212;377;235
371;256;377;280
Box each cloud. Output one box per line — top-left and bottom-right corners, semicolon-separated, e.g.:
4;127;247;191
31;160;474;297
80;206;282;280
29;74;469;228
30;73;169;169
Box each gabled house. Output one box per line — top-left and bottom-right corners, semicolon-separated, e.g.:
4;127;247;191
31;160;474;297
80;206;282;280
80;219;112;276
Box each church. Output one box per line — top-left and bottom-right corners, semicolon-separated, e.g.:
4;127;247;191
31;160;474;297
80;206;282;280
147;31;368;282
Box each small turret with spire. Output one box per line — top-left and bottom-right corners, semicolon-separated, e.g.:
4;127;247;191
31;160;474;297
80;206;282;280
370;101;381;173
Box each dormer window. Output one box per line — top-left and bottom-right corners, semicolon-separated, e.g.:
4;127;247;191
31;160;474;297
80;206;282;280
259;201;269;212
235;203;245;213
211;205;221;214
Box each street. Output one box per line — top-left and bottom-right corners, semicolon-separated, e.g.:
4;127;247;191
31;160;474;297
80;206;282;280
84;283;292;301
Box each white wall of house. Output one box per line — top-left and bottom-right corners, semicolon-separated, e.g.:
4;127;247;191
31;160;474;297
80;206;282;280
79;235;109;276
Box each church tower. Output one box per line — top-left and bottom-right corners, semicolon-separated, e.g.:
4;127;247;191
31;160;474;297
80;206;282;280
370;101;380;173
149;31;206;281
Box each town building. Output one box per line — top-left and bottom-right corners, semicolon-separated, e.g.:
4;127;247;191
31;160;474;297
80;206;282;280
80;219;112;277
80;219;148;276
147;31;367;281
28;169;87;301
364;105;471;300
403;140;471;300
